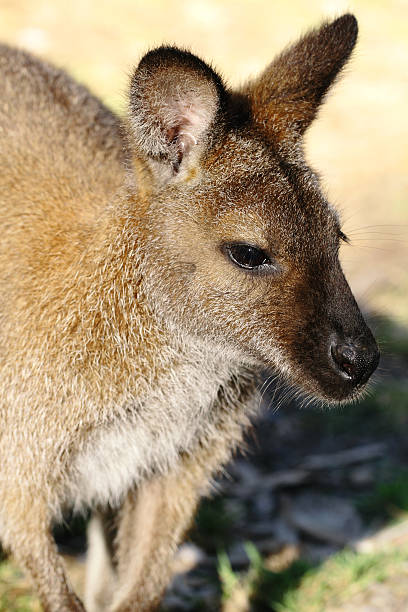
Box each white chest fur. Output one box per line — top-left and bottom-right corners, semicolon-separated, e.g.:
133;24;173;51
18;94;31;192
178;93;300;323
68;354;236;510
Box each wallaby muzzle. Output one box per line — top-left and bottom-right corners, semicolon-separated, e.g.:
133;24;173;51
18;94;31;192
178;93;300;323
325;268;379;398
264;263;380;403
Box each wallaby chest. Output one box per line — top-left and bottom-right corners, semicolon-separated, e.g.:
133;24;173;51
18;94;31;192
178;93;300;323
69;349;241;509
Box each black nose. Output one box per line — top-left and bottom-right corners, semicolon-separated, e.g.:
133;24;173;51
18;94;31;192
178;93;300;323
330;338;379;385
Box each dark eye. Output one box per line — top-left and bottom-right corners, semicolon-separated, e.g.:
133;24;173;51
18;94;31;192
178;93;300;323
224;243;273;271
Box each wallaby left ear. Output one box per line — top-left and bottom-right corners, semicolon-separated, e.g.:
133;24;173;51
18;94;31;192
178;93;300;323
246;14;358;146
128;46;226;180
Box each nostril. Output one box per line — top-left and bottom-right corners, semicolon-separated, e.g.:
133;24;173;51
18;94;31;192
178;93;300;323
330;343;357;380
330;338;379;386
341;360;354;377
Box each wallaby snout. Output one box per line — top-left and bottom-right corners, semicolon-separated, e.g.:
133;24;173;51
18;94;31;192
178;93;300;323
321;266;380;399
271;261;379;403
0;13;379;612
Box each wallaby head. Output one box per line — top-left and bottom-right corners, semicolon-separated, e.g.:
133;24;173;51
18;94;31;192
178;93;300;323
127;14;379;403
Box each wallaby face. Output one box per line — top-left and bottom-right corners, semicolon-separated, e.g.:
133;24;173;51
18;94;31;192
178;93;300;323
129;17;378;404
141;149;378;402
0;14;379;612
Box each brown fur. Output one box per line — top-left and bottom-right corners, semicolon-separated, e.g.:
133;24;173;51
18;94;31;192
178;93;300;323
0;15;378;611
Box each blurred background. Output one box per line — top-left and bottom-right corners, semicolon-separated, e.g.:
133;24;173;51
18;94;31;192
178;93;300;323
0;0;407;610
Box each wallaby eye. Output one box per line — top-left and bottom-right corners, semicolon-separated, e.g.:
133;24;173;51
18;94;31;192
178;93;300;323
224;243;273;271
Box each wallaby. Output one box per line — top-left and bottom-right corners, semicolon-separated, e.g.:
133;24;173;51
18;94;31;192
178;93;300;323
0;13;379;612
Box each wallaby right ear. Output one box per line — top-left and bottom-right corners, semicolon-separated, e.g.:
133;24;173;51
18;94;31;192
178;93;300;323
128;46;226;181
246;14;358;149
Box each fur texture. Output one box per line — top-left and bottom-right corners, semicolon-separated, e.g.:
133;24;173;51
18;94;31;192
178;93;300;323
0;15;378;611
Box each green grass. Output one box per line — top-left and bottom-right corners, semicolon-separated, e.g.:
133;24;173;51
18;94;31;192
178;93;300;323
218;550;240;601
3;543;408;612
277;548;408;612
218;544;408;612
218;542;311;610
0;562;40;612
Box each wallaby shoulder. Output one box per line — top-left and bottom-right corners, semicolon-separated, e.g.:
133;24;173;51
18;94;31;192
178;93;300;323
0;43;123;163
0;44;125;229
0;47;131;434
0;45;127;351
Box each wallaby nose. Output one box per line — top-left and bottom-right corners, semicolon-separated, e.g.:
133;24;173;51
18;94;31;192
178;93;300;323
330;337;379;386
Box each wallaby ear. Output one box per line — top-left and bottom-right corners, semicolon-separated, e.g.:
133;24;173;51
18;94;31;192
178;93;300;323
247;14;358;147
128;46;226;179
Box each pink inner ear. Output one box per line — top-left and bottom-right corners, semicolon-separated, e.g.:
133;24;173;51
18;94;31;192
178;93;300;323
163;93;217;166
178;131;197;153
130;48;224;170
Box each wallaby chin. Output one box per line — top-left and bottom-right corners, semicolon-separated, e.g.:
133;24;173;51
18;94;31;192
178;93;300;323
0;14;378;612
260;356;374;407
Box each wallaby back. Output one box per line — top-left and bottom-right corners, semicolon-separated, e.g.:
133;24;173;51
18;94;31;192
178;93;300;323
0;44;125;372
0;16;379;612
